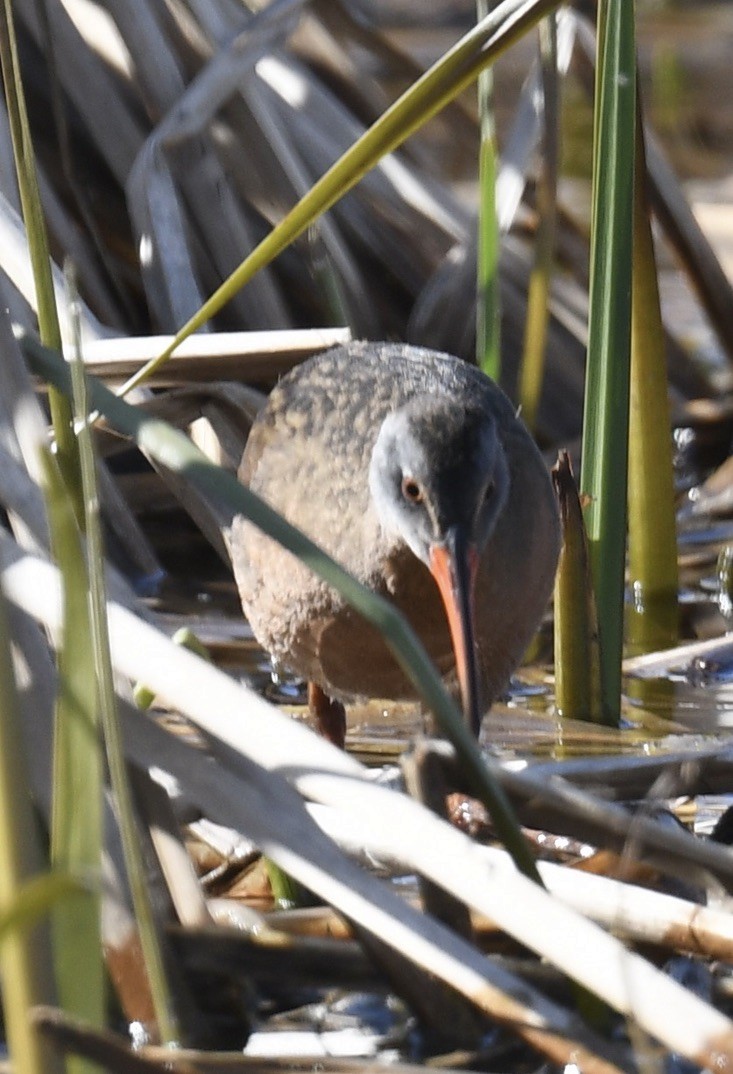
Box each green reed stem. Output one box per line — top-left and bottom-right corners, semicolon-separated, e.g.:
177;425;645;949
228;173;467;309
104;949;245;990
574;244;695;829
579;0;636;726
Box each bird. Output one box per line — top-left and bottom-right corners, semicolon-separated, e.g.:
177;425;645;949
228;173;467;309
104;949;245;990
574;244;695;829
228;340;560;744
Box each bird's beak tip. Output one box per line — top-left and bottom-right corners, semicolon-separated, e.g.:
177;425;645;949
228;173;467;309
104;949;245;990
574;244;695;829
428;534;483;735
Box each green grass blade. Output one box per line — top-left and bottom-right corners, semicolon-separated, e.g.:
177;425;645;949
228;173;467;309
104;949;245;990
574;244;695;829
0;581;61;1074
25;333;542;887
0;0;81;518
518;15;558;430
578;0;636;726
476;1;501;378
118;0;560;397
626;98;679;655
66;289;179;1044
42;442;105;1073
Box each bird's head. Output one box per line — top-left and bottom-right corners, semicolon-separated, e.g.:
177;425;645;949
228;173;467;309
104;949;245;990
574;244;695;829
369;396;510;734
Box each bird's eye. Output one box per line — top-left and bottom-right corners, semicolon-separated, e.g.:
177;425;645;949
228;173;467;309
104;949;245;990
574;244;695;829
401;477;424;504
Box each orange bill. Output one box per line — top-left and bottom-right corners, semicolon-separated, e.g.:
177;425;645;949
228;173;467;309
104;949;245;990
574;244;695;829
429;528;482;735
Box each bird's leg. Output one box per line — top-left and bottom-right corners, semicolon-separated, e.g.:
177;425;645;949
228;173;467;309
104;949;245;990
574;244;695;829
307;682;346;749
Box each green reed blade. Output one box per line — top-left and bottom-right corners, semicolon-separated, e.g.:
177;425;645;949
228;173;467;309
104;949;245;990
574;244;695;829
0;0;82;520
626;95;679;655
42;443;106;1072
476;0;501;378
519;14;558;431
0;582;60;1074
67;285;179;1045
0;872;86;945
579;0;636;726
552;452;602;723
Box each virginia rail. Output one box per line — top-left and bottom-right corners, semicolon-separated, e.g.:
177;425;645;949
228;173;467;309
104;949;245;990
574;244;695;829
229;341;560;742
